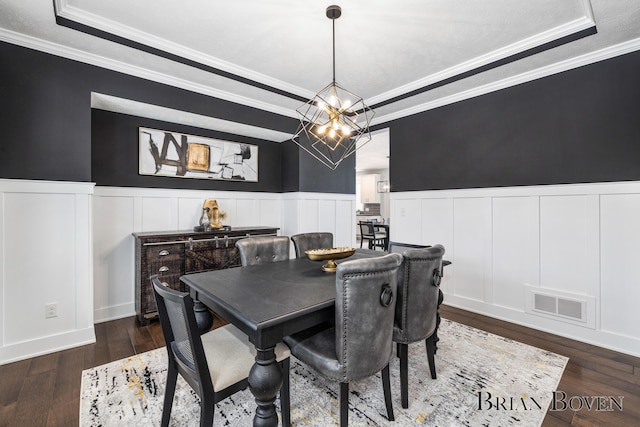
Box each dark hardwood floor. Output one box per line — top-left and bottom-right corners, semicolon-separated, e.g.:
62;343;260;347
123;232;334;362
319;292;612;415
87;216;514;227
1;307;638;426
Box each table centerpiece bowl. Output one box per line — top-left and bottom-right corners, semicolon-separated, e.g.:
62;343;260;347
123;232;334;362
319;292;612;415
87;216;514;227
305;247;356;272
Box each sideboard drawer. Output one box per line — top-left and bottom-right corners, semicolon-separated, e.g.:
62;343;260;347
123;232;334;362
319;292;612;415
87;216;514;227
146;244;182;261
147;257;183;280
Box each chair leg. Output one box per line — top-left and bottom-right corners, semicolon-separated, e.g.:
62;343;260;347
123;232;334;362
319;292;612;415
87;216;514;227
340;382;349;427
199;394;214;427
161;360;178;427
279;358;291;427
398;342;409;409
426;335;437;380
381;364;395;421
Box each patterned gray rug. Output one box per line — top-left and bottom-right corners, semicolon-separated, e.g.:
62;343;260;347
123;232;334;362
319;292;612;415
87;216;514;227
80;319;568;426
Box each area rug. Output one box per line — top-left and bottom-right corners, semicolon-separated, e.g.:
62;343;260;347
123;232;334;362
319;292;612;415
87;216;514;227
80;319;568;426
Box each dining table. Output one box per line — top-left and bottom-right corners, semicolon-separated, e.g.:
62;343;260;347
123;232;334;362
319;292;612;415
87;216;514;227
180;247;449;427
181;248;381;426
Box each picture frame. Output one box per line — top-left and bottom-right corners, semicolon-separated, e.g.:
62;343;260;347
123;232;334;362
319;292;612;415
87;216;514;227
138;127;258;182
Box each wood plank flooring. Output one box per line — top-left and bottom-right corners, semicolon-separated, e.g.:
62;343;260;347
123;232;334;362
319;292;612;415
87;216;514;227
1;307;638;426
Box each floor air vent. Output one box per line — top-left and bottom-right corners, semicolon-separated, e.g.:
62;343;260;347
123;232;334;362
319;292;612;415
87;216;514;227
525;286;593;327
534;293;584;321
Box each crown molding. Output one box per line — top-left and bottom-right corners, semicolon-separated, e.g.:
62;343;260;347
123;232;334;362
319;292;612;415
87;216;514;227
372;37;640;126
0;27;297;120
53;0;315;101
367;14;596;107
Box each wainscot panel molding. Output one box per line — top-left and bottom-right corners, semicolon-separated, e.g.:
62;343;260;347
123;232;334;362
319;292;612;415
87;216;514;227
0;179;95;364
280;192;357;258
390;181;640;357
93;186;282;323
93;187;355;323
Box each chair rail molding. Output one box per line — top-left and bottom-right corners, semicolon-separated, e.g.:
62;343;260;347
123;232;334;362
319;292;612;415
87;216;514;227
390;180;640;357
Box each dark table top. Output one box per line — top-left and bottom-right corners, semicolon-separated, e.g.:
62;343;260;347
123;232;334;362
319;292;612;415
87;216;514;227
181;249;383;347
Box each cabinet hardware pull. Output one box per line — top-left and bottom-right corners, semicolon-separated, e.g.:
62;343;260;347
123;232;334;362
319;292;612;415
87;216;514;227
159;250;170;256
225;235;229;247
215;236;219;248
188;237;193;250
158;266;169;273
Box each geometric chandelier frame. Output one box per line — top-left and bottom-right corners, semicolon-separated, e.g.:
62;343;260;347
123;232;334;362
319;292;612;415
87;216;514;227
291;5;375;170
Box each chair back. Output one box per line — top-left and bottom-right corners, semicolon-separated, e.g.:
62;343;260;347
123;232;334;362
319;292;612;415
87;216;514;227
388;241;429;253
291;232;333;258
151;275;212;394
359;221;376;239
235;235;290;266
334;253;403;381
393;245;445;343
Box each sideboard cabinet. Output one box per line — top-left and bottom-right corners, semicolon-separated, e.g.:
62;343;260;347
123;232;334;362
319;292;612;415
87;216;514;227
133;226;279;325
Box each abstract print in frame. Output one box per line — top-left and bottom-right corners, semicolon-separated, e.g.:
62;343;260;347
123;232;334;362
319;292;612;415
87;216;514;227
139;127;258;182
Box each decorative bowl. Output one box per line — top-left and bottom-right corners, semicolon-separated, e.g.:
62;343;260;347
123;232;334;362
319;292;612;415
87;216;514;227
305;247;356;272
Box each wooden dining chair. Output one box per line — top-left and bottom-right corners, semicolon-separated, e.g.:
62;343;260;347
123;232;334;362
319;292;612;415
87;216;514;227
290;232;333;258
151;275;291;426
284;253;403;426
235;235;290;266
390;244;445;409
358;221;387;250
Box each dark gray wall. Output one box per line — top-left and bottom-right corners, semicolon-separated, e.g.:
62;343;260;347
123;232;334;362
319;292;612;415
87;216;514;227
388;50;640;191
3;40;640;193
1;41;352;193
282;133;356;194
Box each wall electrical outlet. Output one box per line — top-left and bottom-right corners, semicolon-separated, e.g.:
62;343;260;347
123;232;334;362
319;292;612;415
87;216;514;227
45;303;58;318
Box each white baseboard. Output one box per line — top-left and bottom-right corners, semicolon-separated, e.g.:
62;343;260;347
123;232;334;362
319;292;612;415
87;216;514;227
94;303;136;324
0;327;96;365
443;294;640;358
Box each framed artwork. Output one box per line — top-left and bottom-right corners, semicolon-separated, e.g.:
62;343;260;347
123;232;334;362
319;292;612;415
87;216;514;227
138;127;258;182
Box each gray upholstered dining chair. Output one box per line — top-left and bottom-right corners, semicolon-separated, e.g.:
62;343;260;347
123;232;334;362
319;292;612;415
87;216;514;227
151;275;291;427
290;232;333;258
235;235;290;266
284;253;403;426
391;244;445;409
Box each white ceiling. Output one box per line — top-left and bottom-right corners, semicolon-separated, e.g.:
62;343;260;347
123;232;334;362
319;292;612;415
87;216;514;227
1;0;639;171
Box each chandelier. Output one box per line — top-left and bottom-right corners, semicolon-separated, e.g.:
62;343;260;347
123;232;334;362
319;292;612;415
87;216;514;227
291;5;375;170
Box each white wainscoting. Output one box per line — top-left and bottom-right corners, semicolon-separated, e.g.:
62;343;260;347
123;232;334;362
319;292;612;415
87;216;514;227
93;186;283;323
0;179;96;364
391;182;640;357
281;192;357;252
93;187;356;325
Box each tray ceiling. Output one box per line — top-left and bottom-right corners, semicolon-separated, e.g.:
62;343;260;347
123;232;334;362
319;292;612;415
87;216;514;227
1;0;639;131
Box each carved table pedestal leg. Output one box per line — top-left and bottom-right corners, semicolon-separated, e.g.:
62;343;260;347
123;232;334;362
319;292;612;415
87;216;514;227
249;346;281;427
193;301;214;334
